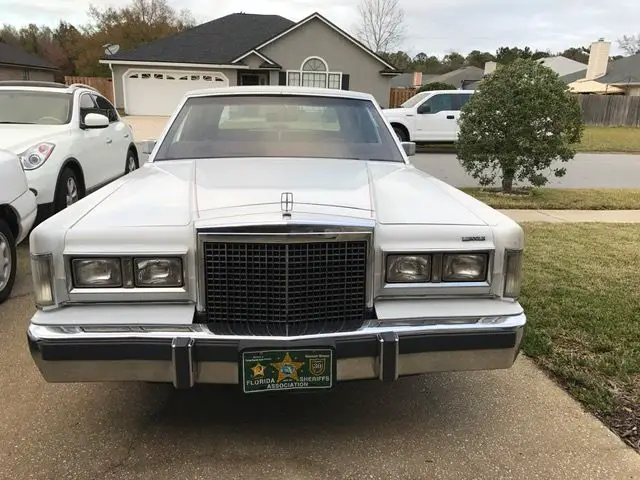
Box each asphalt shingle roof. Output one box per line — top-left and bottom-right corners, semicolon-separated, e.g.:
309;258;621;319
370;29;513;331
106;13;295;64
560;54;640;85
0;42;56;70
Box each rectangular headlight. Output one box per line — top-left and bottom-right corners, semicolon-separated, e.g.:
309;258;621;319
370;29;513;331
134;258;183;287
386;254;431;283
31;253;55;307
72;258;122;288
442;253;488;282
503;250;523;298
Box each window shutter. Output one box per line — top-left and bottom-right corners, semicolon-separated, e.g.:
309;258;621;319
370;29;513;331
279;72;287;86
341;74;350;90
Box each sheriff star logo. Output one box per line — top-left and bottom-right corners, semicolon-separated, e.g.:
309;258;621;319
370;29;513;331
251;362;266;378
271;352;304;383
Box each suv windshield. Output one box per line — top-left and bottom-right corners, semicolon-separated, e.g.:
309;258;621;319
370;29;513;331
154;95;404;162
0;90;73;125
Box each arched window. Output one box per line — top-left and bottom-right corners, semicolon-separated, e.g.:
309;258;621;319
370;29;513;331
287;56;342;89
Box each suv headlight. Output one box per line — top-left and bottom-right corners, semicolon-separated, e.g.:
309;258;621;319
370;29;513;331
134;258;183;287
386;254;431;283
442;253;488;282
72;258;122;288
19;142;55;170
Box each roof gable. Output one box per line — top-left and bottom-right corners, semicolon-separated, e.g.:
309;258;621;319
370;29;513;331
104;13;294;65
232;12;397;71
0;43;56;70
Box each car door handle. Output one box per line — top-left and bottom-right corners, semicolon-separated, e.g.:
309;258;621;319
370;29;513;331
106;139;113;144
124;133;130;138
446;115;455;120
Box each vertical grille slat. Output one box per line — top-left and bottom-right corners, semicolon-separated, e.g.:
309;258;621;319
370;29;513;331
203;238;368;336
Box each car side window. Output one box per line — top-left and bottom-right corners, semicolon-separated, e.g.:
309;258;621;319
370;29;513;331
93;95;118;123
454;93;473;110
418;94;454;114
79;94;97;123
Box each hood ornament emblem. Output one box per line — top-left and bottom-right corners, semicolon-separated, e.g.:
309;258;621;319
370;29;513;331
281;192;294;219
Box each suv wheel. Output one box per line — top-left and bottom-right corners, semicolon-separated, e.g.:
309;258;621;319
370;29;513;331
125;150;138;174
54;168;82;213
0;219;16;304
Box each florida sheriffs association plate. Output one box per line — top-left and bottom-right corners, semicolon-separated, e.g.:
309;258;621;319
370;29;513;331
241;348;334;393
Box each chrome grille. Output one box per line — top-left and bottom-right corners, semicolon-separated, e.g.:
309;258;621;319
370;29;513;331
202;238;369;336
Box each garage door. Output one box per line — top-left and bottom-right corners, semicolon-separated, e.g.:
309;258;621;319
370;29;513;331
124;70;229;116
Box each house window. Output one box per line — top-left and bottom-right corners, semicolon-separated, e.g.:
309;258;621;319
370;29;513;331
286;56;342;89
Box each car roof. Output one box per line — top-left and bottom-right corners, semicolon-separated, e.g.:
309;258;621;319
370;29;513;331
0;80;99;95
185;85;375;101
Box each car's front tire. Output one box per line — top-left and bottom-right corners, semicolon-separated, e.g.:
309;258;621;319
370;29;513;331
0;219;17;304
53;168;82;214
125;149;138;174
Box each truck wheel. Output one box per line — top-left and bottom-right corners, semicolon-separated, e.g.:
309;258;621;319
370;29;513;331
0;219;17;304
393;126;409;142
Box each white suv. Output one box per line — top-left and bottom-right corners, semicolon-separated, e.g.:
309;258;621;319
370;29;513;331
0;81;139;222
0;149;37;303
383;90;474;144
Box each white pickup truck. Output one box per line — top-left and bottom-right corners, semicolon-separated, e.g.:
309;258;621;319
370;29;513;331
0;149;37;303
383;90;474;144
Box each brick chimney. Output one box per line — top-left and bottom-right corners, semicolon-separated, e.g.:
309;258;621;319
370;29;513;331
413;71;423;87
586;38;611;80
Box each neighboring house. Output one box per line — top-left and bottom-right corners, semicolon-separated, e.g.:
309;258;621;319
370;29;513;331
390;72;438;88
561;39;640;95
100;12;399;115
0;43;57;81
538;56;587;77
422;66;484;90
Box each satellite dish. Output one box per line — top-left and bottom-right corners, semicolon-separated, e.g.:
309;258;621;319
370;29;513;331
103;44;120;56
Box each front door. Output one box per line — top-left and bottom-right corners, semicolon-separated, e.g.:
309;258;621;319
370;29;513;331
414;93;458;142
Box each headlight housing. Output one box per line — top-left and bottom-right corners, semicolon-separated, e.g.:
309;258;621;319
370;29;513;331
503;250;523;298
134;257;183;287
19;142;55;170
72;258;122;288
386;254;431;283
442;253;488;282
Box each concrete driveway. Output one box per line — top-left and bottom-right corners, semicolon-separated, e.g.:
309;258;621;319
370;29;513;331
2;246;639;479
125;116;640;189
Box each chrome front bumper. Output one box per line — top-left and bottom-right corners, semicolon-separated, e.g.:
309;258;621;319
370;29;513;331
28;312;526;389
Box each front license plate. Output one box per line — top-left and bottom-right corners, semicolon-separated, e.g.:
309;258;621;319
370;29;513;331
241;348;334;394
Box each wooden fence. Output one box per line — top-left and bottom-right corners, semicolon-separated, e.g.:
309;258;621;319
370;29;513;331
389;87;640;126
64;76;114;104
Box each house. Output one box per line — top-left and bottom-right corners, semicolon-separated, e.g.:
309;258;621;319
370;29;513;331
0;43;57;81
421;66;484;89
390;72;438;88
561;39;640;95
100;12;399;116
538;56;587;77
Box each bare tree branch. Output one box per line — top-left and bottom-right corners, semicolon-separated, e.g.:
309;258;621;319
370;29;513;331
618;34;640;56
355;0;405;53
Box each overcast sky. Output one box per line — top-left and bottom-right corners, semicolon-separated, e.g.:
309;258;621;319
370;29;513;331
2;0;637;57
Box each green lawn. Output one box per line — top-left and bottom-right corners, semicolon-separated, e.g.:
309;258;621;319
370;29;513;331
522;224;640;449
578;126;640;153
463;188;640;210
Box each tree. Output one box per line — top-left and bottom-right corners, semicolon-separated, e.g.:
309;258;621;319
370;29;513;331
456;59;583;192
618;34;640;55
559;46;590;64
465;50;495;69
380;50;412;70
417;82;456;92
355;0;405;53
442;51;465;70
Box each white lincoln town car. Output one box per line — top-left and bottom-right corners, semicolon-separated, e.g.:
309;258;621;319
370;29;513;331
27;86;526;393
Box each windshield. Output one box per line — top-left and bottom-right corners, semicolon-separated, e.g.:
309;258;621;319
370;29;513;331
400;92;430;108
154;94;404;162
0;90;73;125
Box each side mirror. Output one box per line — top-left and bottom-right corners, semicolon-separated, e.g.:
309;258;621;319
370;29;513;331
417;105;431;114
83;113;109;129
401;141;416;157
141;140;157;155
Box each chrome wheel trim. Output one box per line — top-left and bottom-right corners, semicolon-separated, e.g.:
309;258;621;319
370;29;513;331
66;177;79;206
127;155;137;173
0;231;12;292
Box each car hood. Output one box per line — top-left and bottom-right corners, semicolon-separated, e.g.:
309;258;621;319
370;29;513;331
0;125;68;152
67;157;489;231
